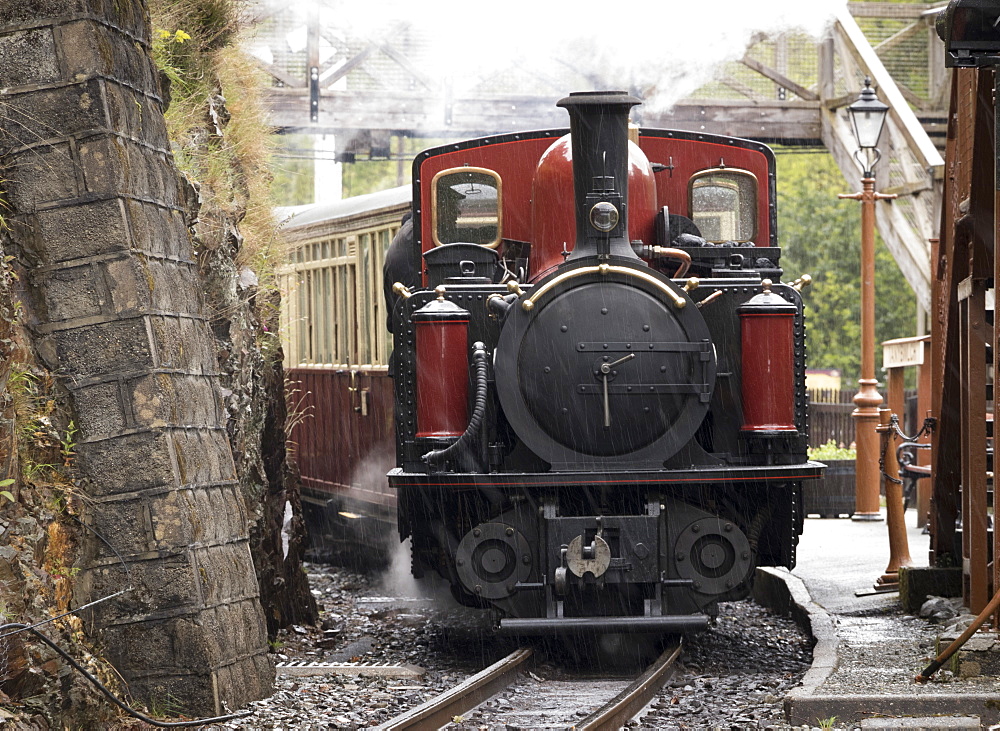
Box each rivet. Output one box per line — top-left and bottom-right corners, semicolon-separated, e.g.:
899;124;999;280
561;325;568;332
725;523;733;532
473;528;482;538
692;524;700;533
522;555;531;564
601;308;608;315
643;324;650;331
505;527;514;537
457;558;464;566
475;585;482;594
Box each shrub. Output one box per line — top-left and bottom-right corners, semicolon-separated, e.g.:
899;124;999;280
808;439;856;461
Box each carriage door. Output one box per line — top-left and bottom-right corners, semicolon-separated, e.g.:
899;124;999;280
342;230;396;511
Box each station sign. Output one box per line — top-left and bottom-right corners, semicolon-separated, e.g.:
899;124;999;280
882;335;930;370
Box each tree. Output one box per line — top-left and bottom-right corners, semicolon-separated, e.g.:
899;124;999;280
776;150;916;383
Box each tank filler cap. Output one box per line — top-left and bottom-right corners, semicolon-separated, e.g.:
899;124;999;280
412;286;470;321
739;279;797;313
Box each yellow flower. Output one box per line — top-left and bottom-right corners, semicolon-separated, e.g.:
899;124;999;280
174;30;191;43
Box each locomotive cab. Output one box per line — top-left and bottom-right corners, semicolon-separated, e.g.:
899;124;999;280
387;91;822;635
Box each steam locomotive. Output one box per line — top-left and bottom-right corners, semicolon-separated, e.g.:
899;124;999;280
386;91;823;635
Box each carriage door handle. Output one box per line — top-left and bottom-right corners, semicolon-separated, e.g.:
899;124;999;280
348;369;361;413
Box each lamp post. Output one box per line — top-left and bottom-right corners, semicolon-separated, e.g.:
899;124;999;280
839;78;896;522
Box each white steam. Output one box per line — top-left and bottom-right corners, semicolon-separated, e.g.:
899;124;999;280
256;0;849;111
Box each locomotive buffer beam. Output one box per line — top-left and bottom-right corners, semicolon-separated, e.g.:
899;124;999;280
497;615;711;635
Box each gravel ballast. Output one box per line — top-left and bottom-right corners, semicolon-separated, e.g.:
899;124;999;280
206;561;816;729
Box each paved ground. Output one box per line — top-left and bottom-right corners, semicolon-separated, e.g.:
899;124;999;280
769;511;1000;729
795;511;929;613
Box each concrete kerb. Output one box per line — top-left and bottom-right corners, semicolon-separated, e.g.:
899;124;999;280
753;567;839;695
753;566;1000;727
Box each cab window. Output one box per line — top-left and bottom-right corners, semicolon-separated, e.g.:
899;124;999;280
688;169;757;243
432;167;502;248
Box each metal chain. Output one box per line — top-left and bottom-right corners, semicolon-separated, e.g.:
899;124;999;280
879;414;936;485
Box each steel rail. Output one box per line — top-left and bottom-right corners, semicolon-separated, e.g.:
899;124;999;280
576;640;683;730
372;646;533;731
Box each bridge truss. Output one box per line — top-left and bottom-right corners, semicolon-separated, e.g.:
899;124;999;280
249;1;948;311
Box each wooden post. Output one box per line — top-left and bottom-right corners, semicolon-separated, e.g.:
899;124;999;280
959;275;989;613
876;407;912;590
917;337;933;530
882;334;931;528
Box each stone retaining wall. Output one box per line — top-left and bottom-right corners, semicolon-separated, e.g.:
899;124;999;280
0;0;273;714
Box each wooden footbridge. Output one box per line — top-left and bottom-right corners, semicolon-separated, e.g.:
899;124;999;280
249;1;946;314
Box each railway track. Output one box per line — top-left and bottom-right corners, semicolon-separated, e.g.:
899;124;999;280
373;640;682;730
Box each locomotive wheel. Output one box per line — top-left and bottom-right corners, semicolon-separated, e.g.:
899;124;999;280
449;582;491;609
674;517;753;596
455;522;532;600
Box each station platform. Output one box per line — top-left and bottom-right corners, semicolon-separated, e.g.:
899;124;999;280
755;511;1000;729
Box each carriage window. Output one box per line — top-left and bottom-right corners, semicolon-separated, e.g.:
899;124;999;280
688;169;757;243
432;167;502;248
280;213;402;368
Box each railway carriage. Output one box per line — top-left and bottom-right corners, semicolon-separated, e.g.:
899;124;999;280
278;186;408;556
281;91;823;633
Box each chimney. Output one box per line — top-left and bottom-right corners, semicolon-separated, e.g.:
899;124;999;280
556;91;642;262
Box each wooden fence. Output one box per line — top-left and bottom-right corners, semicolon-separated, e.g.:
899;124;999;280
806;388;918;449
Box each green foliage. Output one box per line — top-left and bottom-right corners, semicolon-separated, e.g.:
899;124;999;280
60;421;77;468
0;477;14;503
0;181;11;233
271;136;456;205
776;150;916;382
271;134;316;206
151;0;280;278
808;440;856;461
342;156;407;199
341;137;450;198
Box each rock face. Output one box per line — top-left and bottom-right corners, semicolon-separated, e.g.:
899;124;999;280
0;0;273;716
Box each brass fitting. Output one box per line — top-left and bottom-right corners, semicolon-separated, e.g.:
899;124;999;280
506;280;526;296
791;274;813;292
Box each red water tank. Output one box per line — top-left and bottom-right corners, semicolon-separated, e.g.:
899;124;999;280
414;289;470;438
529;134;657;281
738;280;798;433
